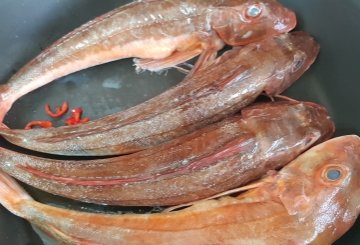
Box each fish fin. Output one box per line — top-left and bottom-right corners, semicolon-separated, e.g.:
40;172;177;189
134;49;202;73
184;31;225;77
0;170;33;216
185;48;219;77
164;181;264;212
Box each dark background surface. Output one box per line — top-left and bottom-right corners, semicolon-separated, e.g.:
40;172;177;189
0;0;359;244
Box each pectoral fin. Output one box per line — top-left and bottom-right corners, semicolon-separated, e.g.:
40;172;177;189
134;49;202;73
186;48;218;77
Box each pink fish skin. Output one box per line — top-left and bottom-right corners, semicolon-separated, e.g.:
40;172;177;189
0;31;319;156
0;136;358;244
0;0;296;122
0;101;334;206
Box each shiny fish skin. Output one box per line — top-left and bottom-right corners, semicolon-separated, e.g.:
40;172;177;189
0;101;334;206
0;0;296;122
0;136;359;244
0;32;319;156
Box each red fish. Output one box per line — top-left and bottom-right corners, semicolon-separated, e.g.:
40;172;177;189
0;0;296;122
0;135;358;244
0;101;334;206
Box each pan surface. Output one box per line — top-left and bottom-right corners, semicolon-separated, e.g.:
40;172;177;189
0;0;359;244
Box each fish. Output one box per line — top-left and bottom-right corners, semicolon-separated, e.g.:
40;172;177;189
0;31;319;156
0;100;334;206
0;135;358;244
0;0;296;122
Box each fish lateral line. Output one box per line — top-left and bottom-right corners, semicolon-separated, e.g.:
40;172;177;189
15;136;253;186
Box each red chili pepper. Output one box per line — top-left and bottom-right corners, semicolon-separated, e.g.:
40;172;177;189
25;121;53;130
65;117;90;126
72;108;82;121
65;107;90;126
65;117;77;126
45;101;69;118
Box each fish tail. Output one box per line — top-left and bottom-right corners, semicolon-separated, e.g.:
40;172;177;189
0;171;94;244
0;84;12;122
0;170;33;216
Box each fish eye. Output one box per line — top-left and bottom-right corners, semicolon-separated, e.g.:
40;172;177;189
321;164;349;185
326;168;342;181
245;4;262;18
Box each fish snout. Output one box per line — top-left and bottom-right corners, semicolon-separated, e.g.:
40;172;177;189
272;5;297;33
280;32;320;93
328;136;360;197
264;0;297;33
262;32;320;96
351;135;360;182
302;102;335;142
344;135;360;214
289;32;320;62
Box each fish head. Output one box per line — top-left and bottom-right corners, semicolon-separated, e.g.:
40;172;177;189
241;100;335;145
262;31;320;96
276;135;360;240
290;101;335;144
211;0;297;46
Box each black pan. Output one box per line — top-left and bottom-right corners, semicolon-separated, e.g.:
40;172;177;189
0;0;359;244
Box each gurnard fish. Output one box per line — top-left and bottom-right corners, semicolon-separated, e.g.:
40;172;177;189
0;135;359;244
0;0;296;122
0;101;334;206
0;31;319;156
